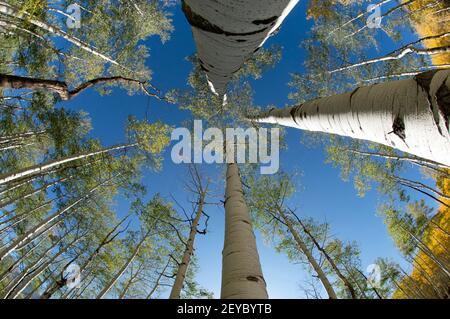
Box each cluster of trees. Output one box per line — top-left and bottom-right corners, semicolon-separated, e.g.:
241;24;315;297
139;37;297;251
0;0;448;299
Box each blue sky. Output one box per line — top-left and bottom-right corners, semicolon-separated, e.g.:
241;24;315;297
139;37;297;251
61;1;435;298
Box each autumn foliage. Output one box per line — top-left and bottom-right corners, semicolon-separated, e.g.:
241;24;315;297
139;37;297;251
404;0;450;65
393;171;450;298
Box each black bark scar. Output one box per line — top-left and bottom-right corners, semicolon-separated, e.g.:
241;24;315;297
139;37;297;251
436;80;450;132
392;115;406;141
415;70;444;135
182;1;269;37
253;16;279;25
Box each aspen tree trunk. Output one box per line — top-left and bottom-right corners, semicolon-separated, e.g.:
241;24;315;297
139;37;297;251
410;256;443;298
329;34;450;74
0;143;136;185
96;230;150;299
343;0;419;39
0;238;46;284
295;217;357;299
0;235;66;298
146;259;171;299
277;209;338;299
169;191;206;299
345;149;450;171
0;175;70;209
221;163;268;299
0;175;116;262
0;143;34;152
40;214;130;299
254;70;450;167
0;162;85;199
0;130;47;143
118;264;144;299
353;268;383;299
6;235;85;299
0;74;158;101
183;0;299;96
0;196;63;233
0;1;121;66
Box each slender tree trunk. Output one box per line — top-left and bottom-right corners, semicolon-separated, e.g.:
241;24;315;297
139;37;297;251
40;213;131;299
0;238;46;284
6;234;84;299
326;0;394;39
343;0;418;39
0;1;122;67
169;191;206;299
0;157;102;199
0;143;135;185
362;64;450;83
345;149;450;171
277;209;338;299
294;216;357;298
0;175;116;262
253;69;450;167
96;230;150;299
221;163;268;299
0;196;63;234
0;143;34;152
0;235;66;298
329;33;450;74
146;259;171;299
353;267;383;299
118;263;144;299
0;175;69;209
0;74;159;101
0;130;47;143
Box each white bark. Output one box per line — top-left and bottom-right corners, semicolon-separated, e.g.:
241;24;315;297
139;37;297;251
0;2;121;66
326;0;394;39
40;213;131;299
221;163;268;299
183;0;299;96
7;235;84;299
254;70;450;167
279;210;338;299
0;176;115;262
0;235;66;299
0;176;69;209
0;143;136;185
96;230;150;299
169;190;206;299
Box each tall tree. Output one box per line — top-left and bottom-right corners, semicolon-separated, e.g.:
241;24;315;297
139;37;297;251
253;69;450;167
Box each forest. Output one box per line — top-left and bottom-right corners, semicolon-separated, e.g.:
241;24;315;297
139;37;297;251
0;0;449;301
